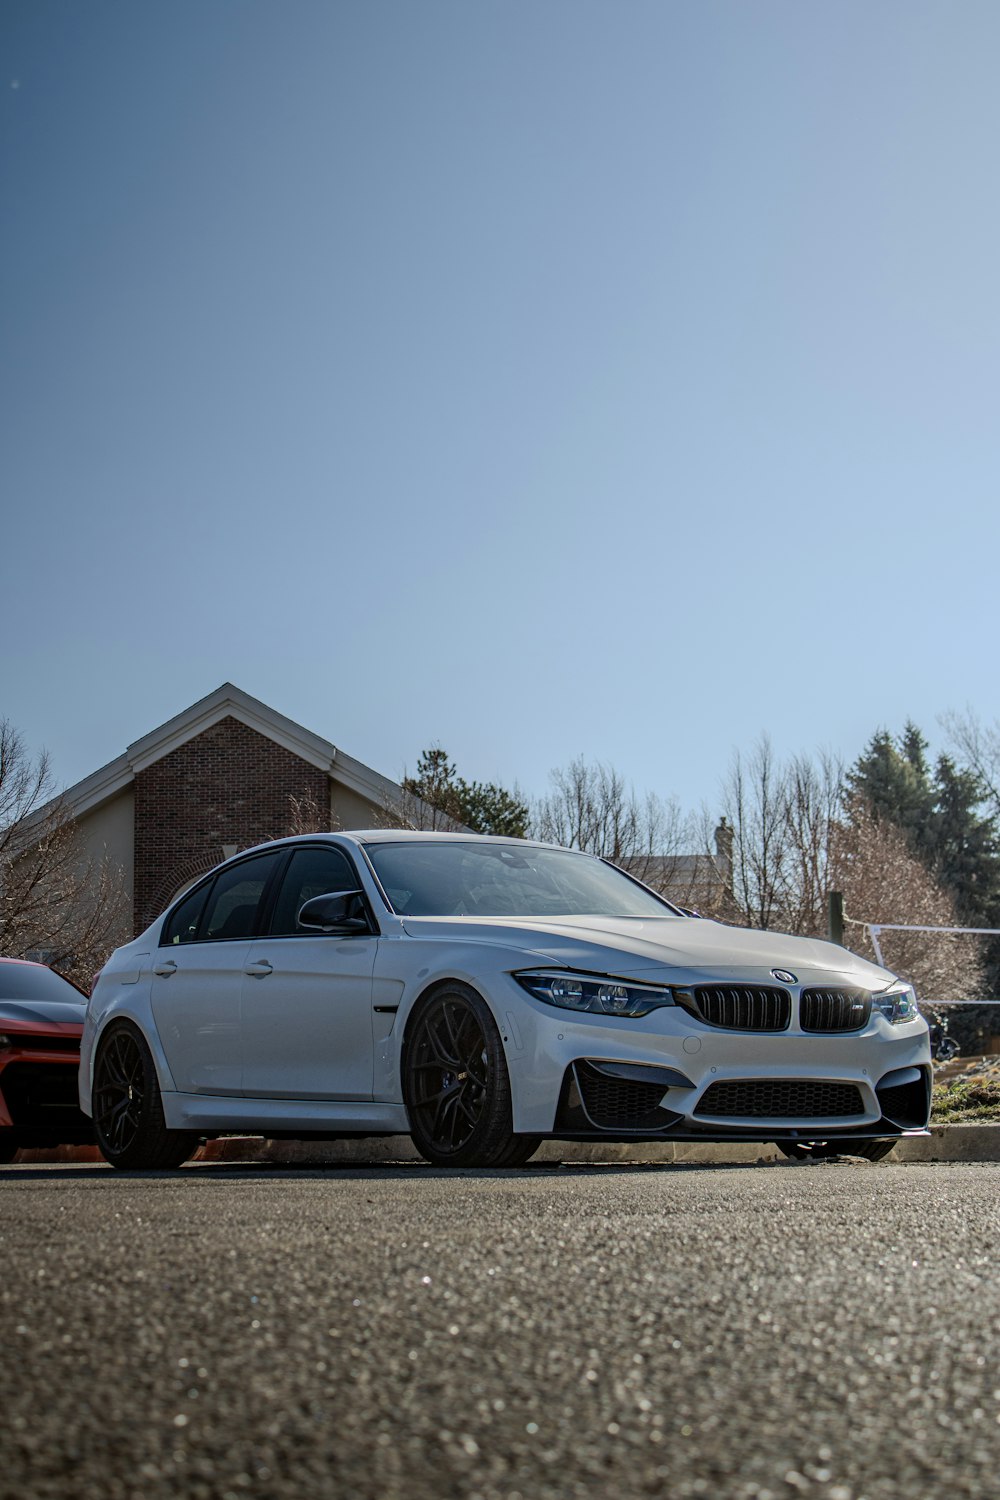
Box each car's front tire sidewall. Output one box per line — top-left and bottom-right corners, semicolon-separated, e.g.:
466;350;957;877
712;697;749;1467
403;983;538;1169
93;1022;197;1171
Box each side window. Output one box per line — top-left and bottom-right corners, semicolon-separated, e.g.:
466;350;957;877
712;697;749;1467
201;851;283;942
268;846;361;936
162;882;211;947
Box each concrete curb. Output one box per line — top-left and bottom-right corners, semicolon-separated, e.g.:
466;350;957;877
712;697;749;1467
196;1123;1000;1166
18;1124;1000;1167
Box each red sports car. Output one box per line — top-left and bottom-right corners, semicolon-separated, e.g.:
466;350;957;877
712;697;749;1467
0;958;94;1162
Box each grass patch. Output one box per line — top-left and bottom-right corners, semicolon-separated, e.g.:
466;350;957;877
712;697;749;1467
932;1076;1000;1122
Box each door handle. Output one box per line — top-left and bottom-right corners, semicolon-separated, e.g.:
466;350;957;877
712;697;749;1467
244;961;273;977
153;960;177;977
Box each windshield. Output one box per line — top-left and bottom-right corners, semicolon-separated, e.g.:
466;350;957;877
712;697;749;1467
0;963;85;1004
364;841;680;919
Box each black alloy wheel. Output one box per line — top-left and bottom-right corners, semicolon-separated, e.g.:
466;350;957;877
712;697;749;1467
403;984;539;1168
0;1131;20;1164
775;1139;897;1163
93;1024;197;1170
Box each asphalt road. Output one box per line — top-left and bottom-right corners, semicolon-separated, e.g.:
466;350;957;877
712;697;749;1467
1;1159;998;1500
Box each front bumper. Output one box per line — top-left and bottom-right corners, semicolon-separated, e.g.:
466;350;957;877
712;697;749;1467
502;976;932;1140
0;1027;92;1147
549;1056;930;1142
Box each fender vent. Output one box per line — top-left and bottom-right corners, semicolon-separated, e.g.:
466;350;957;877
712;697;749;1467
573;1062;678;1132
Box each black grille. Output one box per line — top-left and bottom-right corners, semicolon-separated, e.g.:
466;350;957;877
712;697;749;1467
576;1065;669;1131
800;988;871;1032
695;1078;864;1119
681;985;790;1031
3;1032;81;1054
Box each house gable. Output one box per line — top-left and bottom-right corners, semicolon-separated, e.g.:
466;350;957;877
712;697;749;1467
36;684;411;938
133;714;332;932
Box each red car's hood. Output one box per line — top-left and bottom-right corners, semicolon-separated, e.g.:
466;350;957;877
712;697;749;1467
0;1001;86;1031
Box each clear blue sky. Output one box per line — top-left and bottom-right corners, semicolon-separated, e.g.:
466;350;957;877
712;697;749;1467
3;1;998;815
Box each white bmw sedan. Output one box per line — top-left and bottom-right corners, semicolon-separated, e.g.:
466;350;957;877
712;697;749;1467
81;831;931;1169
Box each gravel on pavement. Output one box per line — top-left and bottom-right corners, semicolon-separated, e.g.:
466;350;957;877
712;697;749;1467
1;1158;997;1500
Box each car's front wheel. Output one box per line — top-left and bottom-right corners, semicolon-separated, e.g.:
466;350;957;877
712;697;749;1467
775;1139;897;1163
92;1023;198;1170
403;983;540;1168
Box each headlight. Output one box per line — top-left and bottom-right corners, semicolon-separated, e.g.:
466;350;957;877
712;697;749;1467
873;983;919;1024
513;969;676;1018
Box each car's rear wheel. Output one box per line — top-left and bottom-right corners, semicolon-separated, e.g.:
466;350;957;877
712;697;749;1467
0;1132;20;1163
93;1023;198;1170
775;1139;897;1163
403;983;540;1168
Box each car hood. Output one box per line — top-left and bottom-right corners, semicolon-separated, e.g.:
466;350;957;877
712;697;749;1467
0;1000;87;1029
399;914;892;984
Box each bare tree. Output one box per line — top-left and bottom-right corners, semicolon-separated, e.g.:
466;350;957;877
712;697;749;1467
942;708;1000;821
283;791;341;837
0;720;128;986
778;749;844;933
532;757;697;892
716;737;842;931
717;736;790;929
832;797;985;1000
376;781;465;833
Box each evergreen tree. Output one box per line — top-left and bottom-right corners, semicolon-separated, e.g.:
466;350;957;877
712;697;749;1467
845;724;936;863
847;723;1000;991
403;748;529;838
456;780;530;839
932;755;1000;925
932;755;1000;990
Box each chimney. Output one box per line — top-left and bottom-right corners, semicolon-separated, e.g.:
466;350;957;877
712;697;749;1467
714;817;733;873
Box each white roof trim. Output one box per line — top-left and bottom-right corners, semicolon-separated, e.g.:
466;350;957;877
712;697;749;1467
49;752;135;821
332;748;407;805
126;683;338;776
45;683;408;823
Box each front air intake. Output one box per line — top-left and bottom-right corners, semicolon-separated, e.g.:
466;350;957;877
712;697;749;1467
875;1066;932;1129
695;1079;864;1119
554;1061;685;1135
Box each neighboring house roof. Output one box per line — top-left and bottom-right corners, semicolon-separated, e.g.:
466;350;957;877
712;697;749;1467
640;854;728;880
628;847;733;914
36;682;409;823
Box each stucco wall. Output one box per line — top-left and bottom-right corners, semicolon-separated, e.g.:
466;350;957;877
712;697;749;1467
331;782;384;831
75;787;135;905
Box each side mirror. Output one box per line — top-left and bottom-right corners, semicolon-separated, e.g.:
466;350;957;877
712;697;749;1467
297;890;370;935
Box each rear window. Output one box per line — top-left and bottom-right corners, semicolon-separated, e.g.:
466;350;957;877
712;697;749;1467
0;963;85;1004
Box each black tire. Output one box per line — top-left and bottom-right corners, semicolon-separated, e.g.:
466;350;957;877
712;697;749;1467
775;1139;897;1163
403;983;540;1168
92;1023;198;1170
0;1132;20;1164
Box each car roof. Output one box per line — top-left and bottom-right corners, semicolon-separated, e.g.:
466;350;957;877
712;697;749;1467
300;829;579;851
220;830;601;865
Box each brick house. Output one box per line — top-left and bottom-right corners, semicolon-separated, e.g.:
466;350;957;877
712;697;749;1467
57;684;409;938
